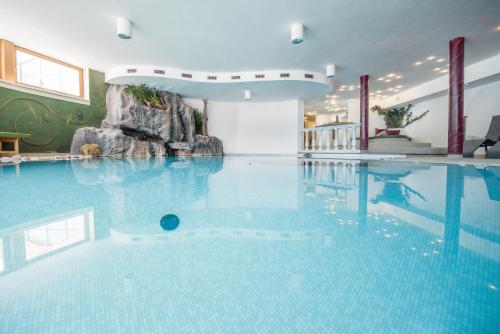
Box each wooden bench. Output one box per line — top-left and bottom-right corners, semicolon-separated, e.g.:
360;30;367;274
0;132;31;157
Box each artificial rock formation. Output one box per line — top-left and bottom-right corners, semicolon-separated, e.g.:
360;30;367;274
70;85;223;157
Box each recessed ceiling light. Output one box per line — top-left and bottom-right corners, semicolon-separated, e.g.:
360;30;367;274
340;85;346;88
427;56;436;60
440;69;448;73
414;61;423;66
377;77;384;81
385;79;392;83
396;85;404;88
433;67;441;72
325;95;330;98
387;88;393;91
386;73;396;78
495;25;500;31
394;89;400;92
395;75;402;79
437;58;446;62
339;89;344;91
331;95;338;98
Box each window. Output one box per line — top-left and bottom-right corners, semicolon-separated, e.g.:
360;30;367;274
0;239;4;272
24;215;86;260
15;47;83;97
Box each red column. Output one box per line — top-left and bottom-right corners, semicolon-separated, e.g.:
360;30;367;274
448;37;465;155
360;75;369;151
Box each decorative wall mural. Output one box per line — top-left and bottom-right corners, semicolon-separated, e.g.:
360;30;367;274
0;70;107;153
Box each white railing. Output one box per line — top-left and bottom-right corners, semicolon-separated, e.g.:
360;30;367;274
300;160;359;189
300;123;360;153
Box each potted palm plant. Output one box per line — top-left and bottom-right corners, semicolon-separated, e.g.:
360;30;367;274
370;104;429;136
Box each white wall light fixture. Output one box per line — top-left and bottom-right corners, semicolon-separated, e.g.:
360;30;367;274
244;90;252;100
117;17;132;39
291;23;304;45
326;64;336;78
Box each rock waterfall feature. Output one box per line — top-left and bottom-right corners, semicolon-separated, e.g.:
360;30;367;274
70;85;223;157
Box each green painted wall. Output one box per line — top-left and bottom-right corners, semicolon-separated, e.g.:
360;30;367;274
0;69;107;153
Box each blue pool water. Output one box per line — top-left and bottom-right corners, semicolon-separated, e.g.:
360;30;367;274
0;157;499;333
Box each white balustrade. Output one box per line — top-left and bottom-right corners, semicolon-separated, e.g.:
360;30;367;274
301;160;359;189
300;123;360;153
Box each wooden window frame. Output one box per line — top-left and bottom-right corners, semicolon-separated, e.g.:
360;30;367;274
12;45;84;98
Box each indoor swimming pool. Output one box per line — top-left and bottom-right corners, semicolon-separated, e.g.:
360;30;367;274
0;157;498;333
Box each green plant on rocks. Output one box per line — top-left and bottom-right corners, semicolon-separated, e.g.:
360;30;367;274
125;84;163;109
194;108;203;135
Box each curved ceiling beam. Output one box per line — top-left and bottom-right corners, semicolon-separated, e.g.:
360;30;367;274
105;65;332;101
106;65;331;86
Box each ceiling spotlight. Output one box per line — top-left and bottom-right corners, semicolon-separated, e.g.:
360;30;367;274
339;89;344;91
385;79;392;83
244;90;252;100
427;56;436;60
414;61;423;66
437;58;446;62
440;69;448;73
326;64;336;78
291;23;304;45
377;77;384;81
433;67;441;72
495;25;500;31
117;17;132;39
386;73;396;78
331;95;338;98
395;75;402;79
396;85;404;88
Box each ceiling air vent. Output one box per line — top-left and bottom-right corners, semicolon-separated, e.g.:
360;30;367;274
280;73;290;78
181;73;192;78
127;68;137;73
305;74;314;79
207;75;217;80
154;69;165;74
255;74;265;79
231;75;241;80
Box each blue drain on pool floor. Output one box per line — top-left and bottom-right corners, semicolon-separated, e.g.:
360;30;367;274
160;214;180;231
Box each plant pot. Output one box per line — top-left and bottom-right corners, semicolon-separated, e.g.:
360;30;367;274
386;128;403;136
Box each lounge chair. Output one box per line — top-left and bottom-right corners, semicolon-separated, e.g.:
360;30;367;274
486;141;500;159
463;115;500;158
0;132;31;157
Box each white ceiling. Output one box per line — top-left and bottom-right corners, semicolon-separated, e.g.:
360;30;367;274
1;0;499;105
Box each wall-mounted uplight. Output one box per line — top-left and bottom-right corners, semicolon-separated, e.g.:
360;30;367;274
291;23;304;45
117;17;132;39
